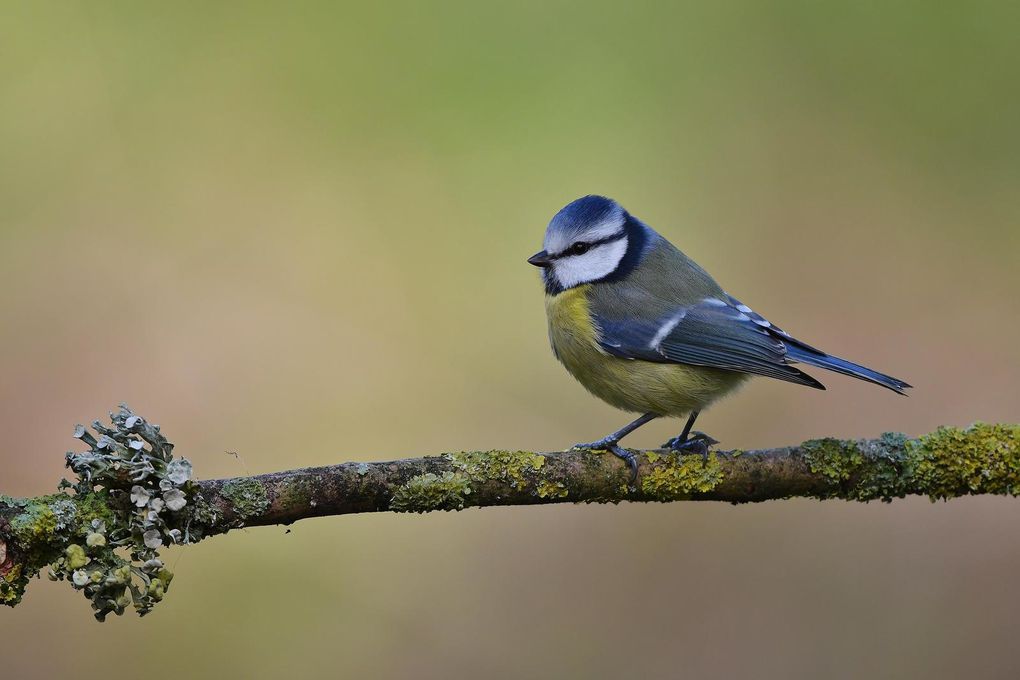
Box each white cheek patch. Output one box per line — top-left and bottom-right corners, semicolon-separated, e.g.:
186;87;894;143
552;238;629;289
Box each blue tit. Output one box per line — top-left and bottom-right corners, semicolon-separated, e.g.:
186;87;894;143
528;195;910;476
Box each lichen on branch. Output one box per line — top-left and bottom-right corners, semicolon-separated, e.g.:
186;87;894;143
0;406;1017;622
1;406;192;619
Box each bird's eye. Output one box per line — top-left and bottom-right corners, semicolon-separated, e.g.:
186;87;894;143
568;241;591;256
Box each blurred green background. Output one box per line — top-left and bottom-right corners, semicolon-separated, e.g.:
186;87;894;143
2;2;1018;678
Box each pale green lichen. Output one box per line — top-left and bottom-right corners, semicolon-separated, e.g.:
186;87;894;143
64;543;88;569
5;412;1019;621
274;477;313;511
448;450;546;488
536;480;569;499
642;453;724;501
2;406;192;619
445;450;555;501
10;503;59;548
72;491;116;536
800;437;865;484
2;495;78;606
799;424;1020;502
800;434;913;501
221;478;270;521
390;471;472;512
1;565;24;604
912;423;1020;499
189;496;220;536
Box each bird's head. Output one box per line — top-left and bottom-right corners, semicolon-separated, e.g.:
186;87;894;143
528;195;647;293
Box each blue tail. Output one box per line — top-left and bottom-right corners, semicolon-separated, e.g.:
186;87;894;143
785;345;911;395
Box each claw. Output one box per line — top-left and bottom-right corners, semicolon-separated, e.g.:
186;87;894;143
571;436;618;452
691;431;719;446
663;431;719;462
608;445;639;483
572;439;638;484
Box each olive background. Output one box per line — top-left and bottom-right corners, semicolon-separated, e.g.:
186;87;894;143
1;3;1018;678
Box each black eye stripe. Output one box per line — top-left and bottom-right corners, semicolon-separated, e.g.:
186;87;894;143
550;232;626;260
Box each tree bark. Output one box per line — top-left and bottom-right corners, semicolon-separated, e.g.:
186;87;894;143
0;407;1016;619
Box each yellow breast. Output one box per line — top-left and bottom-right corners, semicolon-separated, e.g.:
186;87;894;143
544;286;747;416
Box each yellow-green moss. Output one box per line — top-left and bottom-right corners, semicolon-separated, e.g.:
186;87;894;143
1;407;197;619
799;424;1020;502
187;495;221;535
801;438;865;483
801;434;916;501
8;496;71;571
642;453;724;501
275;477;314;509
2;495;88;607
0;493;118;608
912;423;1020;499
64;543;88;570
221;478;269;520
390;471;472;513
10;503;59;547
448;450;546;489
73;492;116;535
536;480;569;499
1;565;24;605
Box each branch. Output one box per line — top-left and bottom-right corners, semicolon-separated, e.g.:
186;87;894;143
1;406;1017;621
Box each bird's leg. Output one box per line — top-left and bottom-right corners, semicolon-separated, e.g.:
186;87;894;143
666;411;699;447
573;412;658;480
573;412;658;450
663;411;719;461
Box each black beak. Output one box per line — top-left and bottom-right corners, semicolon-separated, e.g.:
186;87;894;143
527;250;553;268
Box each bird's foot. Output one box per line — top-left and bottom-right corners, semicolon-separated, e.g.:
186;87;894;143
572;436;618;451
572;439;638;483
662;431;719;462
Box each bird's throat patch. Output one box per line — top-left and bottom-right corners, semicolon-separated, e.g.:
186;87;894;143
545;284;599;351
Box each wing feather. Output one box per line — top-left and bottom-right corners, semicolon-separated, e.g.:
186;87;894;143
594;296;825;389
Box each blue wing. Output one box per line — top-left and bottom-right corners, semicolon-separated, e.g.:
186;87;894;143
594;294;910;394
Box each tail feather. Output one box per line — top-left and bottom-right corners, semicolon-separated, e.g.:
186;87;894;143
785;345;911;395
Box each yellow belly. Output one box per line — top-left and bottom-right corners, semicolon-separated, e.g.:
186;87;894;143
545;286;747;416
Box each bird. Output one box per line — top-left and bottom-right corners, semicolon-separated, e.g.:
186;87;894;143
528;195;910;477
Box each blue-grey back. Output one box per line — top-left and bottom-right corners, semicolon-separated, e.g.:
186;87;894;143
588;228;725;321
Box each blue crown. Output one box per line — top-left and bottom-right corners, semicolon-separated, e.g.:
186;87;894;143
549;195;620;236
